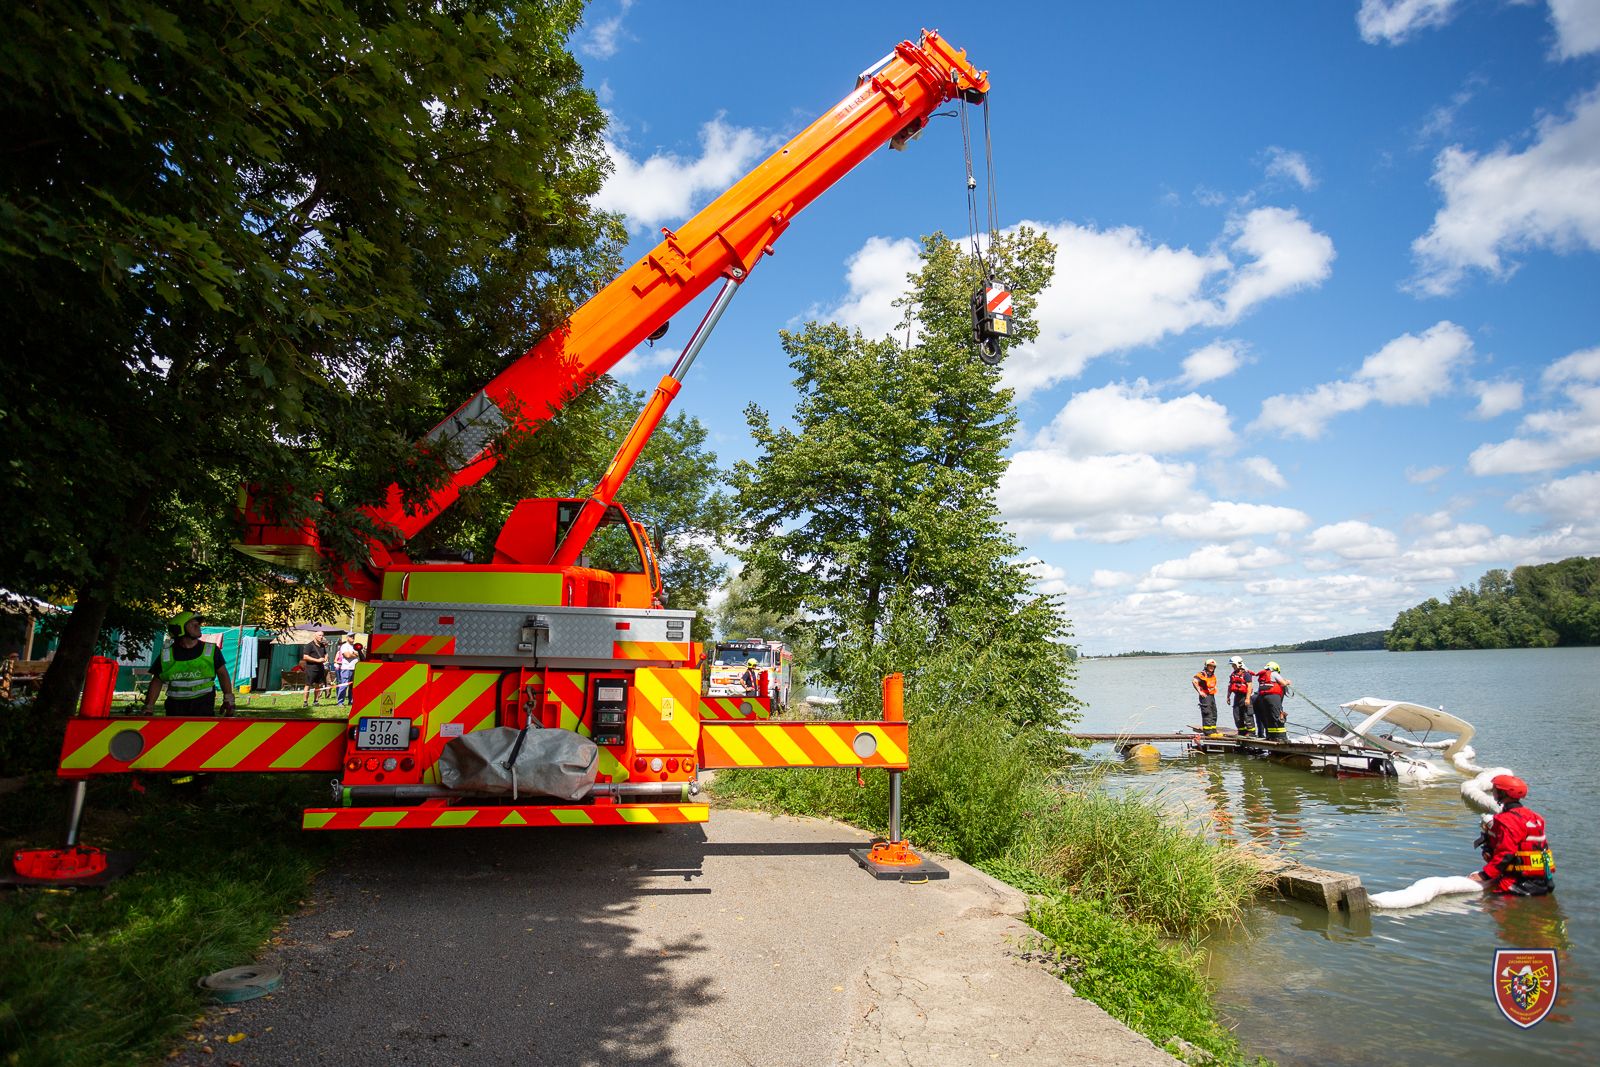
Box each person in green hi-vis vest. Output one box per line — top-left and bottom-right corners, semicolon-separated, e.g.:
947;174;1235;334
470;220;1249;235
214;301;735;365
144;610;235;717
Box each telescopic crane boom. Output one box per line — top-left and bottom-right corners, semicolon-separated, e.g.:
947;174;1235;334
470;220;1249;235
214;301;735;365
238;30;993;601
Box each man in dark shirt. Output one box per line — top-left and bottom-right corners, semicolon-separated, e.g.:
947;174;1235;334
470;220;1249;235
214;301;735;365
300;634;330;706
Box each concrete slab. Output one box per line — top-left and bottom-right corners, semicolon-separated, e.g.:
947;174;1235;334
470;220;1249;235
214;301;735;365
168;808;1176;1066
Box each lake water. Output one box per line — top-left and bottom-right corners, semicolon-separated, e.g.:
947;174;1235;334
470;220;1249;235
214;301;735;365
1070;648;1599;1066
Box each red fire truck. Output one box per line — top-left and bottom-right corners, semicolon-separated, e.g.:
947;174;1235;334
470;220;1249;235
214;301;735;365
19;29;1009;884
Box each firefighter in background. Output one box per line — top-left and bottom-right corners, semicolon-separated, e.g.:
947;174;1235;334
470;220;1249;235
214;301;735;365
144;611;235;717
1226;656;1252;733
740;658;761;697
1191;659;1221;736
1472;775;1555;896
1253;661;1290;740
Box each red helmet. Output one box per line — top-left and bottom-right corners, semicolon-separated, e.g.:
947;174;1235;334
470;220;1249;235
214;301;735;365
1491;774;1528;800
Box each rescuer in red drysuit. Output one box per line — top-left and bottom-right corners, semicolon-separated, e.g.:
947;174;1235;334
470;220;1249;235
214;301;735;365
1471;774;1555;896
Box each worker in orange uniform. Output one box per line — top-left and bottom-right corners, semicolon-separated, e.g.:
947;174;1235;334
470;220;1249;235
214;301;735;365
1253;661;1290;740
1471;775;1555;896
1191;659;1221;737
1226;656;1252;733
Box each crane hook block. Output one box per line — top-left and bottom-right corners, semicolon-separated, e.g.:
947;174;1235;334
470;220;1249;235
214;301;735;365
971;283;1013;365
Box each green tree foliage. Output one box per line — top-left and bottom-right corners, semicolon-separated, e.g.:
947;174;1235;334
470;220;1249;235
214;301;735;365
1;1;622;717
1290;630;1388;652
731;231;1080;759
1386;557;1600;650
713;570;798;642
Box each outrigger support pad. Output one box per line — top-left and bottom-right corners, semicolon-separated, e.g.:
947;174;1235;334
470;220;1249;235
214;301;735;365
3;780;137;888
850;676;949;881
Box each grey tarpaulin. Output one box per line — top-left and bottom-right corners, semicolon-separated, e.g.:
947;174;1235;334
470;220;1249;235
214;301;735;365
438;727;598;801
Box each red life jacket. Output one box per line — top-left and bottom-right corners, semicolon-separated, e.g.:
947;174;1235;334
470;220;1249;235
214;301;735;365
1256;669;1284;696
1482;806;1554;890
1228;669;1250;694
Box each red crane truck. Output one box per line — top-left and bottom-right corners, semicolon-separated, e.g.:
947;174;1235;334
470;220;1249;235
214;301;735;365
18;29;1008;884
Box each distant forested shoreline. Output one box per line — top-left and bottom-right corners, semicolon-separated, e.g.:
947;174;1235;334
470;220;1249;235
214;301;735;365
1386;556;1600;651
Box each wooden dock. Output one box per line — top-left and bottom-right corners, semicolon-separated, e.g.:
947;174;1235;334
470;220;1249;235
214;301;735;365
1071;730;1393;762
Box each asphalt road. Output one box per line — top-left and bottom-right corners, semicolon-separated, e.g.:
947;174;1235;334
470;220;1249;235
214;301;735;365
171;809;1175;1066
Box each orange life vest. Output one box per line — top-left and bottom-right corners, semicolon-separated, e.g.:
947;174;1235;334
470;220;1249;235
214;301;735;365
1193;670;1218;696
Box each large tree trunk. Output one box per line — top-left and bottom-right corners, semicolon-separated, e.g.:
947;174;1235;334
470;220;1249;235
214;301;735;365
34;576;121;728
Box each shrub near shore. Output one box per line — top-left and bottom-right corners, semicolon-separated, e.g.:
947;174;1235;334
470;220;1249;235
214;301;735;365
712;706;1272;1064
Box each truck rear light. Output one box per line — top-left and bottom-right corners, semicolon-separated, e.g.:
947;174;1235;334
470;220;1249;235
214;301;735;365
666;757;679;772
401;757;415;771
633;757;647;772
649;757;664;772
364;757;380;771
346;758;362;771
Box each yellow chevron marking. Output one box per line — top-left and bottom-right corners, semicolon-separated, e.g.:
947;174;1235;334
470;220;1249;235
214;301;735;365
360;810;408;828
710;725;760;767
869;726;908;765
757;724;809;765
201;722;283;769
500;810;528;826
808;724;859;764
427;673;497;740
598;748;630;782
617;807;660;823
303;812;334;829
134;721;218;769
372;664;429;713
271;723;346;770
553;809;594;825
681;804;710;822
632;717;664;751
432;810;477;827
60;724;133;769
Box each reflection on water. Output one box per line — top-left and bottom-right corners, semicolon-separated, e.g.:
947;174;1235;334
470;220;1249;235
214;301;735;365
1073;649;1600;1066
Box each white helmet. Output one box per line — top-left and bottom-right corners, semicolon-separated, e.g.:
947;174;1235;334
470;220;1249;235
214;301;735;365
1229;656;1243;667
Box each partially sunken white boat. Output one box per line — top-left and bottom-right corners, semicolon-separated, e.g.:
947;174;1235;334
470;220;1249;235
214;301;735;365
1292;697;1475;782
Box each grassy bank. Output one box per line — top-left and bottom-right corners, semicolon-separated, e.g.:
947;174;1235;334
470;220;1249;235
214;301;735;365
712;707;1272;1064
0;770;338;1066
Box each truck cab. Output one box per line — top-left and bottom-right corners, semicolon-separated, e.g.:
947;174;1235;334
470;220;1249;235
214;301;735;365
706;639;792;713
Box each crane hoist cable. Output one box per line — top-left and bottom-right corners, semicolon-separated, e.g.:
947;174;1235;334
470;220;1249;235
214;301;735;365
958;81;1012;365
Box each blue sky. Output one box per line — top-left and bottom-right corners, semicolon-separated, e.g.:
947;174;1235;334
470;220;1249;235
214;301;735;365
571;1;1600;655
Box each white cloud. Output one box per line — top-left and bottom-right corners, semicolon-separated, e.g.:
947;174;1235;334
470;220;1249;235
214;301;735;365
1471;379;1524;418
998;452;1196;542
1357;0;1460;45
580;0;635;59
1411;87;1600;295
1508;470;1600;522
594;117;774;232
1406;464;1450;484
819;236;922;338
1468;383;1600;474
1254;321;1473;438
1305;520;1400;560
1263;147;1318;190
1391;521;1600;573
1035;381;1232;456
1543;344;1600;384
1242;456;1287;489
1149;543;1288;582
1550;0;1600;58
1002;207;1335;396
1160;502;1310;540
1091;569;1135;589
1180;340;1248;385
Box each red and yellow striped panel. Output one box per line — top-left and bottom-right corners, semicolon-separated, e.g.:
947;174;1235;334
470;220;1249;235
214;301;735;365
699;696;771;720
57;717;345;778
419;669;500;784
699;721;909;770
631;667;700;754
369;633;457;655
352;661;431;719
300;803;710;830
543;671;589;734
612;640;691;661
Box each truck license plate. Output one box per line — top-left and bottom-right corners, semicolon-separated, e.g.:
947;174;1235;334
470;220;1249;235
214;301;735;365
357;717;411;750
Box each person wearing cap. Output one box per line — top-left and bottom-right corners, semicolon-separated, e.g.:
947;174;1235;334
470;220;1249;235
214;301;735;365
740;658;762;697
1226;657;1253;733
1253;660;1291;740
1191;659;1221;736
1471;775;1555;895
144;611;235;717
